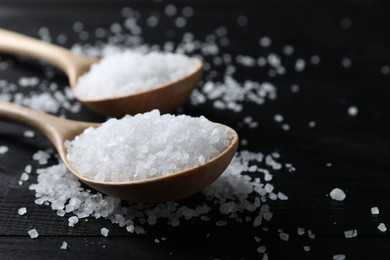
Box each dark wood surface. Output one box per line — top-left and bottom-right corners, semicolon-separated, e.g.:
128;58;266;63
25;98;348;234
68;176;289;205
1;1;390;259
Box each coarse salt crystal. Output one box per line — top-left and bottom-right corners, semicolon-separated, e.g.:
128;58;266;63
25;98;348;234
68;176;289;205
75;51;197;99
330;188;346;201
65;110;231;182
18;207;27;215
101;227;109;237
348;106;358;116
0;145;9;154
371;207;380;215
68;216;79;227
344;229;357;238
279;232;289;241
378;223;387;232
28;228;39;239
333;254;346;260
60;241;68;250
303;246;310;252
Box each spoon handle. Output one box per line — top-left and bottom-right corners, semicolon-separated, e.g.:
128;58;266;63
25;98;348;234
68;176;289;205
0;101;93;154
0;28;93;82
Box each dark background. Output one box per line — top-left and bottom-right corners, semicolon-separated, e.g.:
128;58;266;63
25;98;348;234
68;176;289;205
1;0;390;259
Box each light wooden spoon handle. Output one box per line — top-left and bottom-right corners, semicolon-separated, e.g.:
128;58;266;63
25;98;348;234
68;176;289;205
0;101;93;157
0;28;97;87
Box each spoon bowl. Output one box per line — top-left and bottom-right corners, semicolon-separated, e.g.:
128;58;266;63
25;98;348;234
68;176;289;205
0;28;202;117
0;101;238;202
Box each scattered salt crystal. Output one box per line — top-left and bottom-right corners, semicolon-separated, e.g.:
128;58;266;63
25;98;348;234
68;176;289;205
295;59;306;72
310;55;321;64
283;45;294;56
164;4;177;16
75;51;197;99
259;37;272;47
18;207;27;215
279;232;289;241
216;220;227;226
68;216;79;227
32;150;51;165
344;229;357;238
381;65;390;75
257;245;266;253
308;121;316;128
297;228;305;235
333;254;346;260
274;114;284;123
20;172;29;181
237;15;248;26
330;188;346;201
28;228;39;238
154;238;160;243
340;17;352;29
326;163;333;167
371;207;380;215
378;223;387;232
341;58;352;68
303;246;310;252
60;241;68;250
0;145;9;154
348;106;358;116
101;227;109;237
290;84;300;93
66;110;231;182
174;17;187;28
254;236;261;242
23;130;35;138
277;192;288;200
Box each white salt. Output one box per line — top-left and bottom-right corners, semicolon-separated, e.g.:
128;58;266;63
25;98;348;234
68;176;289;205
257;245;266;253
259;37;272;47
75;51;197;99
274;114;283;123
330;188;346;201
18;207;27;215
279;232;289;241
333;254;346;260
295;59;306;72
68;216;79;227
0;145;8;154
341;58;351;68
308;121;316;128
60;241;68;250
65;110;231;182
24;130;35;138
20;172;29;181
371;207;379;215
348;106;358;116
344;229;357;238
297;227;305;235
283;45;294;55
28;228;39;238
340;17;352;29
101;227;109;237
378;223;387;232
381;65;390;75
303;246;310;252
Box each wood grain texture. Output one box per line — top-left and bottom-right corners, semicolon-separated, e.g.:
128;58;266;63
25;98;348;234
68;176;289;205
1;1;390;259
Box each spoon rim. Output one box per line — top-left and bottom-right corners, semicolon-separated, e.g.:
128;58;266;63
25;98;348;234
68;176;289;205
74;58;203;102
64;124;238;187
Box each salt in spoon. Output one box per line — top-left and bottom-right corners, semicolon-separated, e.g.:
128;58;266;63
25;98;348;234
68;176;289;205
0;101;238;202
0;28;202;117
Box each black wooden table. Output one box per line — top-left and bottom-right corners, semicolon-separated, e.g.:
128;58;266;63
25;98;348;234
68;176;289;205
1;1;390;259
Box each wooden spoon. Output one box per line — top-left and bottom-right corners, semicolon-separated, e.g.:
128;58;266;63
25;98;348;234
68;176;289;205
0;101;238;202
0;28;202;117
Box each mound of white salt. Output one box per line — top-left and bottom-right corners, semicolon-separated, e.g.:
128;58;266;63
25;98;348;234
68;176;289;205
75;50;197;99
65;110;232;182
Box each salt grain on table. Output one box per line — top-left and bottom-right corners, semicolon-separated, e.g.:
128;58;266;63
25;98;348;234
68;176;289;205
330;188;346;201
344;229;357;238
18;207;27;215
28;228;39;239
